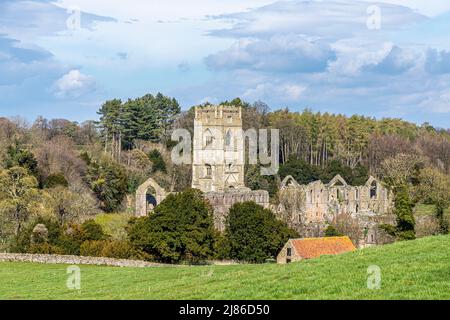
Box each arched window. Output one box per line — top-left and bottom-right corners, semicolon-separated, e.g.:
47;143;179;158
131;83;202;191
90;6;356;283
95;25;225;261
370;181;377;199
225;129;232;147
204;129;214;148
205;164;212;178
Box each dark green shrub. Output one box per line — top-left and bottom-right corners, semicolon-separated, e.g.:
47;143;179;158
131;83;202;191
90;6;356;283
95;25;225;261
225;202;298;263
81;220;107;241
128;189;216;263
57;223;86;255
80;240;148;260
148;149;167;173
84;156;128;212
13;216;63;253
100;240;147;260
380;185;416;241
213;233;231;260
5;144;40;179
325;225;343;237
80;240;105;257
29;243;64;255
394;185;416;240
44;173;68;188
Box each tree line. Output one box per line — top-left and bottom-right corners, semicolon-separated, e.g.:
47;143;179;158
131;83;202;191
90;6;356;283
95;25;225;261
1;93;449;259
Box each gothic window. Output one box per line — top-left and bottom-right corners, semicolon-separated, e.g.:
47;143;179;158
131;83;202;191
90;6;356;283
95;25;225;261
337;189;343;201
204;129;214;148
370;181;377;199
225;129;232;147
205;164;212;178
355;189;359;200
287;248;292;257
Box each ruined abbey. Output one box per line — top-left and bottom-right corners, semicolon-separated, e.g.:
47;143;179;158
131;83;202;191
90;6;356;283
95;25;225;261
275;174;394;247
136;104;394;246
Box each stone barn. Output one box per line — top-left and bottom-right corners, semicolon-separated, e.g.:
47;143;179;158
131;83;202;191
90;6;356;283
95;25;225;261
276;236;356;264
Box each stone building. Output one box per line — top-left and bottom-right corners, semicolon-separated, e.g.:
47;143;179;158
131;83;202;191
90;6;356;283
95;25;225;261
192;105;270;231
135;178;169;217
275;174;394;247
276;236;356;264
204;190;270;231
192;105;246;192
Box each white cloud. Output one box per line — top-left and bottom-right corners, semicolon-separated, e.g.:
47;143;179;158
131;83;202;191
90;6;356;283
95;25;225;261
205;35;336;73
53;69;96;98
243;82;306;102
209;0;426;39
359;0;450;17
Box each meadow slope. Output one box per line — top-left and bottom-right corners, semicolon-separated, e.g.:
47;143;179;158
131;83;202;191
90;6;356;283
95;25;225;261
0;235;449;300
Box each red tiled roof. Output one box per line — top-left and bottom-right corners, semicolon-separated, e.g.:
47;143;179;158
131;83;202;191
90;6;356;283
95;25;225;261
290;236;356;259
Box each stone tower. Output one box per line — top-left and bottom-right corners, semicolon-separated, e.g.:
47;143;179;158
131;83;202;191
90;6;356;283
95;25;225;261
192;105;246;193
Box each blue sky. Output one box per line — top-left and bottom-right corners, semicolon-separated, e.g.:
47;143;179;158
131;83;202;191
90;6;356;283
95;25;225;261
1;0;450;128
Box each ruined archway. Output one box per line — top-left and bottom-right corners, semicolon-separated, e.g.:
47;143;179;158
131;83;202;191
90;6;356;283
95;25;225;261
135;178;168;217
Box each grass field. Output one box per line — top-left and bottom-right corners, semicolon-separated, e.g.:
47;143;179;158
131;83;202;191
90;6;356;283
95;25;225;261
0;235;449;300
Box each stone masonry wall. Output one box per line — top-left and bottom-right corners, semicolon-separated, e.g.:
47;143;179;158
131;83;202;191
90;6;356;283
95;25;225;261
205;190;270;231
0;253;169;268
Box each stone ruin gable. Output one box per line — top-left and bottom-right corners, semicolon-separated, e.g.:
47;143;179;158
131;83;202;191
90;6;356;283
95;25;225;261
135;178;170;217
275;174;395;246
272;176;307;230
277;174;393;224
204;189;270;232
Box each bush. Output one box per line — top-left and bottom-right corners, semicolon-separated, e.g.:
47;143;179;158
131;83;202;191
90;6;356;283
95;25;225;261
84;156;128;212
13;216;63;253
395;185;416;240
127;189;217;263
148;150;167;173
224;202;298;263
213;233;231;260
81;220;107;241
94;213;131;240
57;223;86;255
29;243;64;255
325;225;343;237
5;144;40;179
101;240;146;260
31;224;49;244
80;240;148;260
80;240;105;257
43;173;68;188
380;185;416;241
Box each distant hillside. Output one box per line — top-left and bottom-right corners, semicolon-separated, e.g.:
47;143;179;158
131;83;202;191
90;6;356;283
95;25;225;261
0;234;449;299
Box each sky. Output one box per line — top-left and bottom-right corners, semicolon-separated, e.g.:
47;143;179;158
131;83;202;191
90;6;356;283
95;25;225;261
1;0;450;128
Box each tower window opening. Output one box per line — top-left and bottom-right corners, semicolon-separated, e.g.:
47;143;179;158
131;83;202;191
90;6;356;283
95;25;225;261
205;164;212;178
370;181;377;199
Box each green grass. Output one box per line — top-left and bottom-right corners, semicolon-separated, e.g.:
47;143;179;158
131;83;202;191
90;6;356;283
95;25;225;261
1;235;449;300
